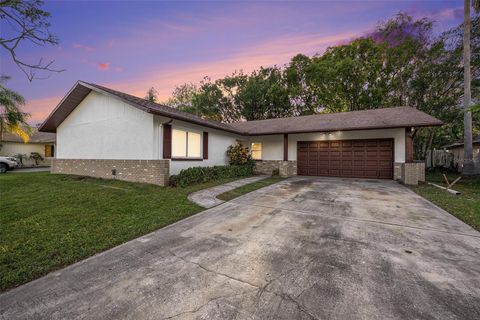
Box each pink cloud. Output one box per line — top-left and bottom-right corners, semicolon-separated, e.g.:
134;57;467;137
107;30;361;101
26;30;361;124
98;62;110;71
106;40;115;48
72;43;94;52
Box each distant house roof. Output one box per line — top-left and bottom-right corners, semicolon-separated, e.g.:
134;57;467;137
1;130;56;143
39;81;443;135
442;136;480;149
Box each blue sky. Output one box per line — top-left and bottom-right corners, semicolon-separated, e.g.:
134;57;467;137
0;0;464;124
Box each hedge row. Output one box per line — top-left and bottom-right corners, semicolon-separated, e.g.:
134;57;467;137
169;164;255;187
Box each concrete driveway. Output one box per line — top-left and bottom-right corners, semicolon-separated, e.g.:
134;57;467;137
1;177;480;319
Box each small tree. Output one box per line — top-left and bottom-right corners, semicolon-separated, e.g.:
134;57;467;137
227;142;252;165
0;76;30;142
29;152;44;166
144;87;159;103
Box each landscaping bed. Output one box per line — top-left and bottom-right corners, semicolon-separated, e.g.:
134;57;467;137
409;172;480;231
0;172;244;291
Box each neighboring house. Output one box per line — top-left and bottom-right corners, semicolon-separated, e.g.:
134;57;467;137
0;130;56;167
39;81;443;185
442;136;480;173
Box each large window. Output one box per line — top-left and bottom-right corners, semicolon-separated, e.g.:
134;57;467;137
251;142;262;160
172;129;201;158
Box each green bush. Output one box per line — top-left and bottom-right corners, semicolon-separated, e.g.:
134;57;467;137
170;164;255;187
227;142;252;165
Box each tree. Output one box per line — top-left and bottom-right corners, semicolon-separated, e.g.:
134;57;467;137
284;54;318;115
0;76;30;142
236;67;292;120
0;0;64;81
144;87;159;103
462;0;479;175
166;82;197;109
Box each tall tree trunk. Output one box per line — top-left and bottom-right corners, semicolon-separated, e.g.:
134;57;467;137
463;0;476;175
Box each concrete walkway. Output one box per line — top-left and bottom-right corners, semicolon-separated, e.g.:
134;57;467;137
188;175;269;208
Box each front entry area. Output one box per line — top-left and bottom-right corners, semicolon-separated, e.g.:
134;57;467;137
297;138;393;179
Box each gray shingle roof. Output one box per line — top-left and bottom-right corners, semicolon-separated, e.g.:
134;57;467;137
230;107;443;135
39;81;443;135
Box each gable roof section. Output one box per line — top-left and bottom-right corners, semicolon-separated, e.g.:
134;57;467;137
39;81;241;134
230;107;443;135
39;81;443;135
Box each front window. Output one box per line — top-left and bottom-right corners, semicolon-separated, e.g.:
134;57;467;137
172;129;201;158
251;142;262;160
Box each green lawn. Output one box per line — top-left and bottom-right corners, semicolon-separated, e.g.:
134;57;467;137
409;172;480;231
0;172;245;291
217;176;286;202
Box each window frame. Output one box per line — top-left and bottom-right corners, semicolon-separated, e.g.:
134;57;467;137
250;142;262;160
171;128;203;160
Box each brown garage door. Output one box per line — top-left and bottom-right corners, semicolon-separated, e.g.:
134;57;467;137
297;139;393;179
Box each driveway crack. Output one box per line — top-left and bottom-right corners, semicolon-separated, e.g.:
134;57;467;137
168;250;261;289
168;250;319;320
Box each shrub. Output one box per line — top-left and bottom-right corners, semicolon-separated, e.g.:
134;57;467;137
272;168;280;176
170;163;255;187
29;152;44;166
227;142;252;165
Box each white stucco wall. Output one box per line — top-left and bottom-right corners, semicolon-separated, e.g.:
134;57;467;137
248;128;406;163
56;91;155;159
156;116;242;175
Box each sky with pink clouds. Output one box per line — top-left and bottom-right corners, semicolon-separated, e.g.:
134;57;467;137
0;0;465;125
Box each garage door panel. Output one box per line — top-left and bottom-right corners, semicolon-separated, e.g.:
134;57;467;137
298;139;393;179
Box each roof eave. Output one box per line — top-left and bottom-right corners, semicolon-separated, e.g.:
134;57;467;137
145;109;244;135
243;122;443;136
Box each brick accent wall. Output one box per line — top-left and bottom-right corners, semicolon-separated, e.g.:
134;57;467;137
394;162;425;185
51;159;170;186
255;160;297;177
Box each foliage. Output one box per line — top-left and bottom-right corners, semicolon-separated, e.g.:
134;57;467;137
0;172;244;291
0;0;63;81
236;67;292;120
169;164;255;187
13;153;27;166
0;76;30;142
144;87;159;103
29;152;44;165
227;142;252;165
409;172;480;231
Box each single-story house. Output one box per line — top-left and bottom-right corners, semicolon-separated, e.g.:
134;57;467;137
0;130;56;167
39;81;443;185
442;136;480;172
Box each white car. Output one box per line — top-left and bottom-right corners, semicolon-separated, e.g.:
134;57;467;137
0;157;19;173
